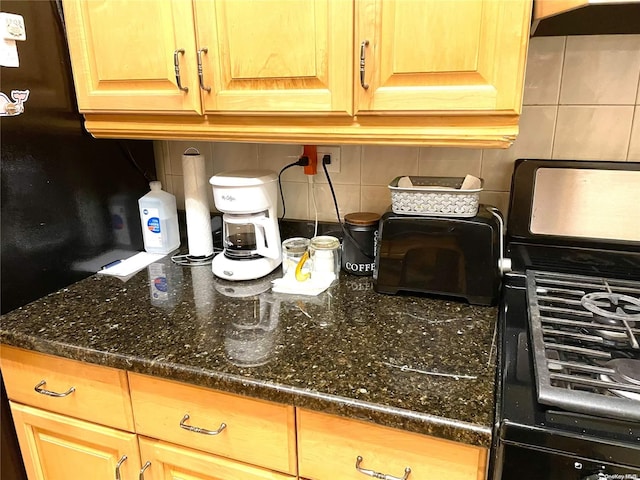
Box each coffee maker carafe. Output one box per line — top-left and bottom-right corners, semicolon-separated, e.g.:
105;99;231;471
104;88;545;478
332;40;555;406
209;170;282;280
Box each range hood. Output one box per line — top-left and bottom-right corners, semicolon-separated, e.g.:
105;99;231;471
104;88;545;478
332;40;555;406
532;0;640;36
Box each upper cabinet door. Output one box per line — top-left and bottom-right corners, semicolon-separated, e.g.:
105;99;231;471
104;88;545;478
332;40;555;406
355;0;531;115
63;0;202;114
194;0;354;114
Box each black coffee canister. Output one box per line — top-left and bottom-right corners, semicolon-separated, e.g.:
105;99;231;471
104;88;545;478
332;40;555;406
342;212;381;276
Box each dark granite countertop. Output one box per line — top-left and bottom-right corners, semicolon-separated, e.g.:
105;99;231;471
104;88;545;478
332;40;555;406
0;254;498;448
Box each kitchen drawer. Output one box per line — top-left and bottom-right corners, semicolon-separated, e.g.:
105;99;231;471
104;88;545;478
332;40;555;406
0;346;134;431
138;436;295;480
128;373;297;475
297;409;488;480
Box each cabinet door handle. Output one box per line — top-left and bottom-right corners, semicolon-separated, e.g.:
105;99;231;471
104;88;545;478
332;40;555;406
179;413;226;435
114;455;127;480
34;380;75;397
173;49;189;92
197;47;211;92
359;40;370;90
355;456;411;480
138;461;151;480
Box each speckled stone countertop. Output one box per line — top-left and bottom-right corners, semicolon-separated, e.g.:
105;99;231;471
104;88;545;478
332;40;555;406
0;254;498;448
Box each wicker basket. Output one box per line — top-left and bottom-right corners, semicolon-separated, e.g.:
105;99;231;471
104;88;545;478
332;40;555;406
388;176;483;217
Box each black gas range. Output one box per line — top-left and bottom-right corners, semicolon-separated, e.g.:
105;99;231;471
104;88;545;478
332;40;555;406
492;159;640;480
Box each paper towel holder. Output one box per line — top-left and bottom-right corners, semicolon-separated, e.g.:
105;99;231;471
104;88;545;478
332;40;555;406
170;146;217;266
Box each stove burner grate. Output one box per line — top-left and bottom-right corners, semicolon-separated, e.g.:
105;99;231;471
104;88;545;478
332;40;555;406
527;270;640;421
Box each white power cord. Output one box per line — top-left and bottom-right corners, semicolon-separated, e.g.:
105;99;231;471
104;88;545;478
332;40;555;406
309;174;319;237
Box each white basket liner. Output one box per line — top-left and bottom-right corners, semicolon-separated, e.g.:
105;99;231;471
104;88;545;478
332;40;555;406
388;176;483;218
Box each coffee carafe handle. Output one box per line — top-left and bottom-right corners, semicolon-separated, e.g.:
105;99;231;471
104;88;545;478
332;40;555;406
253;216;280;260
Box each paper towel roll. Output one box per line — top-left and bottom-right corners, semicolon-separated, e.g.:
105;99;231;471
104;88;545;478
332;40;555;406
182;149;214;257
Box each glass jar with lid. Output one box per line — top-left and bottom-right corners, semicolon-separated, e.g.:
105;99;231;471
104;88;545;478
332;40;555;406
281;237;310;276
309;235;341;284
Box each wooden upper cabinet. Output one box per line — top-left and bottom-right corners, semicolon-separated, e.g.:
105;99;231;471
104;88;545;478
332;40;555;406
62;0;202;114
355;0;531;115
193;0;353;114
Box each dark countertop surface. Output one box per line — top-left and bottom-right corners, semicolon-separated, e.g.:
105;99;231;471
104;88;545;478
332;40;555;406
0;254;498;448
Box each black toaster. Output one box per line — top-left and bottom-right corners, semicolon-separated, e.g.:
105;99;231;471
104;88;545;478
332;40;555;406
373;205;502;305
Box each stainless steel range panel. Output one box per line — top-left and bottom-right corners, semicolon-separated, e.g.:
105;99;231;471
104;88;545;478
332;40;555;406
527;271;640;422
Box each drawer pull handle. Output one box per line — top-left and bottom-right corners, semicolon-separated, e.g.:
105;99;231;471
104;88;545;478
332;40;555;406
139;461;151;480
34;380;75;397
173;49;189;92
179;414;227;435
115;455;127;480
359;40;370;90
355;456;411;480
197;47;211;92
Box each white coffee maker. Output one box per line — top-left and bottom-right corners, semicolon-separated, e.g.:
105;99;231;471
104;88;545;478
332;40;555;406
209;170;282;280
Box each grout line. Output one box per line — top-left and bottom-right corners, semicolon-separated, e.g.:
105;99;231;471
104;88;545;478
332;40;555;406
554;103;638;107
555;36;567;105
625;66;640;160
359;144;364;185
625;105;637;161
550;36;568;159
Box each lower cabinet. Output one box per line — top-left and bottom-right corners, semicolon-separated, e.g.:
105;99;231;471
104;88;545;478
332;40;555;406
128;373;297;475
9;403;141;480
297;409;488;480
138;436;293;480
2;347;489;480
10;401;294;480
1;348;297;480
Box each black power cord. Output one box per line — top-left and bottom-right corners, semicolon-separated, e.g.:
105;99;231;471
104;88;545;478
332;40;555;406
321;155;375;260
278;156;309;220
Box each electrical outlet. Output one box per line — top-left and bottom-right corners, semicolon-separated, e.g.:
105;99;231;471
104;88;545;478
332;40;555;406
317;146;341;174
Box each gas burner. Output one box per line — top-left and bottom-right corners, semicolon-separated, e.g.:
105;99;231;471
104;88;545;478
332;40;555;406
581;292;640;324
582;292;640;347
599;359;640;401
527;270;640;421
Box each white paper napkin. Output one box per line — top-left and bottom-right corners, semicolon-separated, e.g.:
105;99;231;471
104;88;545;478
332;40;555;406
97;252;167;279
272;271;335;296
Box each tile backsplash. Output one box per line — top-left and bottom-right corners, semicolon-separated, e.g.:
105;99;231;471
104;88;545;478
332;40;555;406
154;34;640;222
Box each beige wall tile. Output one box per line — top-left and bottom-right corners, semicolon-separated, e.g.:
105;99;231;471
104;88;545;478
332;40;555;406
310;182;361;222
361;146;419;186
162;173;173;196
212;142;259;174
523;37;565;105
315;145;362;185
153;140;169;185
418;148;482;177
280;181;309;220
165;174;185;211
361;186;391;215
479;191;510;219
167;141;213;176
553;106;634;160
258;144;305;182
628;108;640;161
560;35;640;105
482;106;557;190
